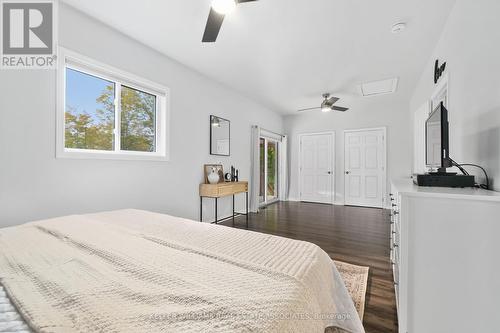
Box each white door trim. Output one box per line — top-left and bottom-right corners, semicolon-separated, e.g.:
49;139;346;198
343;127;387;208
298;131;335;205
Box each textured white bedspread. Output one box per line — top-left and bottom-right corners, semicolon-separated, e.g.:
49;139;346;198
0;209;364;333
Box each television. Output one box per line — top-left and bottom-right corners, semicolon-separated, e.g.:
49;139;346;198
415;102;475;187
425;102;452;174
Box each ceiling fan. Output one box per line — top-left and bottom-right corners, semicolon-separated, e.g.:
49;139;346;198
297;93;349;113
202;0;258;43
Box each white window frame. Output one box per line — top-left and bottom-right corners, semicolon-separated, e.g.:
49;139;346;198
56;47;170;161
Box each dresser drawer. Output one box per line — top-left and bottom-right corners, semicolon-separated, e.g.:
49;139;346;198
392;233;400;263
394;244;400;265
394;223;400;245
392;249;400;316
392;259;399;284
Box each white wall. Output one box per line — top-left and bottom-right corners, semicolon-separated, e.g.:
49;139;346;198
284;95;412;204
410;0;500;190
0;4;282;227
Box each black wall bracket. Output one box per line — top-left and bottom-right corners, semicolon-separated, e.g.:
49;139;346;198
434;59;446;84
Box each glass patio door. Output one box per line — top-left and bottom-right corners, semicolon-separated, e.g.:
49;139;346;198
259;137;279;206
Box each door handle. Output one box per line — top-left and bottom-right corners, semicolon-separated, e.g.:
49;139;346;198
327;171;332;174
345;171;350;174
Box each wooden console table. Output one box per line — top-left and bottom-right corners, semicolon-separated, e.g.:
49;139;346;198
199;181;248;226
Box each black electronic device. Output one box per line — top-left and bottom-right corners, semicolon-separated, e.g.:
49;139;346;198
425;102;452;173
414;102;475;187
413;173;475;187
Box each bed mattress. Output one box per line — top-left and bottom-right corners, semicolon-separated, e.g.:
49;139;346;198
0;209;364;333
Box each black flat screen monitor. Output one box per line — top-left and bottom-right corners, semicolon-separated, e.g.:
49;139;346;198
425;102;452;171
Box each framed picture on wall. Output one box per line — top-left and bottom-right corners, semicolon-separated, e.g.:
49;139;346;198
210;116;230;156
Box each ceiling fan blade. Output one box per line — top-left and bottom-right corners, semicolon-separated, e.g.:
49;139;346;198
332;106;349;112
327;96;339;105
297;107;320;112
202;8;225;43
237;0;258;3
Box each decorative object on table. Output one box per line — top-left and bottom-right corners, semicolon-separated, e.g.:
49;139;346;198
204;164;224;184
207;167;220;184
210;115;230;156
434;59;446;84
225;166;240;182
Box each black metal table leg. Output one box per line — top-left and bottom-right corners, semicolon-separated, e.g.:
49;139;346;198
246;191;249;228
232;194;235;225
200;196;202;222
215;197;218;223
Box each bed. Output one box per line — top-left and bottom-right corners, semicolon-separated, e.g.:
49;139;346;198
0;209;364;333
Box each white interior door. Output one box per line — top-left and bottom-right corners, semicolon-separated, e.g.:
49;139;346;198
344;128;386;208
299;133;334;204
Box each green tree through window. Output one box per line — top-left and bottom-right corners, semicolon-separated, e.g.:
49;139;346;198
65;68;156;152
64;68;114;151
120;86;156;152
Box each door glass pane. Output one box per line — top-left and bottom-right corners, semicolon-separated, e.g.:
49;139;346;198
267;141;278;201
65;68;115;150
121;86;156;152
259;138;265;203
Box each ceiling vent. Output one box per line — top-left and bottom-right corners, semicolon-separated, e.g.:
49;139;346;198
360;78;399;97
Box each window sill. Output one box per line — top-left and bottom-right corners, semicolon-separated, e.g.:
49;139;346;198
56;149;169;162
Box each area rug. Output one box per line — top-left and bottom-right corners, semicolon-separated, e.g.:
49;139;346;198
334;260;369;320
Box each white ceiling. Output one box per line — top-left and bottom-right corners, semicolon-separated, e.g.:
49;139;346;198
61;0;456;114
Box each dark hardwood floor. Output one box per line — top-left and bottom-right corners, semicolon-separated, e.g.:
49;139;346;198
222;201;398;333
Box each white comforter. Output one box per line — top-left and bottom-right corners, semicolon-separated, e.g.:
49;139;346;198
0;209;364;333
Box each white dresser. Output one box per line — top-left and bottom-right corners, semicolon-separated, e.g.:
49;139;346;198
390;179;500;333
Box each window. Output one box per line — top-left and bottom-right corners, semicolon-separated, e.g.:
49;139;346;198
65;68;115;151
57;48;169;161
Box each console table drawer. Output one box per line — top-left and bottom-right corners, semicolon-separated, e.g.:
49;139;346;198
200;182;248;198
218;185;236;197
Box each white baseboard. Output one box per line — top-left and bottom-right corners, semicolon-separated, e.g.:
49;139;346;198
285;198;345;206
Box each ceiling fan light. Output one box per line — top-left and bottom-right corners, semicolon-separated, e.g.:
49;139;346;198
211;118;221;127
321;105;331;113
211;0;237;15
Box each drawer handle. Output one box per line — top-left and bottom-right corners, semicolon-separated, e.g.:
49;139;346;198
393;244;399;248
392;203;397;207
392;231;396;234
393;211;399;215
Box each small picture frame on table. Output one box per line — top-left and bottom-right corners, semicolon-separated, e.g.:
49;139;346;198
204;164;224;184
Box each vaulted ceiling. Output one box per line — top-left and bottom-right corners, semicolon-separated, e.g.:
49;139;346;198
62;0;456;114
